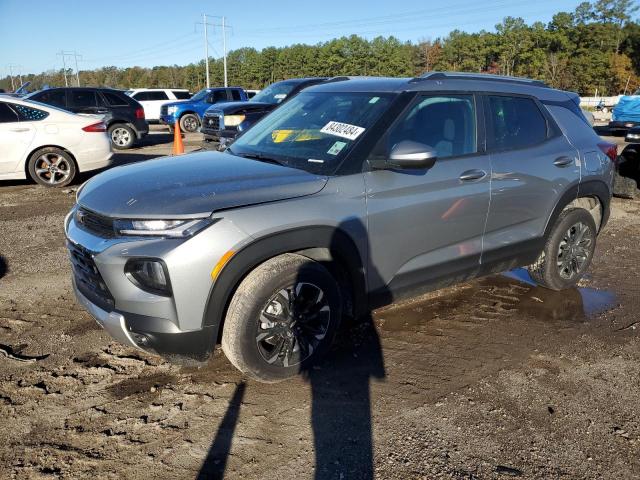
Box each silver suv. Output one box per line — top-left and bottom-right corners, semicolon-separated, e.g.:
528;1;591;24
65;73;615;382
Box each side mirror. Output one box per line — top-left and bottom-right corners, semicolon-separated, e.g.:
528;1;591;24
388;140;438;169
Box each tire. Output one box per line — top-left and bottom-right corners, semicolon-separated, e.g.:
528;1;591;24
221;253;342;383
27;147;76;187
108;124;136;150
179;113;200;133
527;208;597;291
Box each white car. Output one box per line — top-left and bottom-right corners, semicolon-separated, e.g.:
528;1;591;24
0;97;112;187
125;89;190;121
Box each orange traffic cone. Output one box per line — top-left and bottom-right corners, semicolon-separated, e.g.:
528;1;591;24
172;120;184;155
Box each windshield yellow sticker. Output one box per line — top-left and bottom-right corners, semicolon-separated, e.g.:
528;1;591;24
327;141;347;155
320;121;365;141
272;129;323;143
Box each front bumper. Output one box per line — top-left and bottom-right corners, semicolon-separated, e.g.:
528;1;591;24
160;114;178;126
64;206;251;359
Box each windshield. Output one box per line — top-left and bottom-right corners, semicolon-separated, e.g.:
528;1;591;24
229;92;393;175
190;89;209;102
250;81;298;104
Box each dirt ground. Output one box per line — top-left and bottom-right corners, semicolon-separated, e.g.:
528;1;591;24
0;130;639;480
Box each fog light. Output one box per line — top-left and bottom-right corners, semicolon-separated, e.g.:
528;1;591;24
131;332;151;347
125;259;172;296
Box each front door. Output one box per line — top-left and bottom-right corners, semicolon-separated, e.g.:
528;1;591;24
364;93;491;301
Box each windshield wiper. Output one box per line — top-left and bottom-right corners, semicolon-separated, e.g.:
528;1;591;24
229;149;287;167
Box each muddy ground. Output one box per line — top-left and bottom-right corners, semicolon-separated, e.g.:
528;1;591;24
0;130;639;480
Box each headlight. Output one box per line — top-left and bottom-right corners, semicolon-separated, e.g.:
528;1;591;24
224;114;246;127
627;133;640;140
113;218;214;238
125;259;172;296
167;106;178;114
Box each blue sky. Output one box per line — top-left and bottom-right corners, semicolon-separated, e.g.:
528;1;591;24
1;0;584;76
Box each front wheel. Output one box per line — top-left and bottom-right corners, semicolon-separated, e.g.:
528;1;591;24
179;114;200;133
527;208;597;290
221;254;342;382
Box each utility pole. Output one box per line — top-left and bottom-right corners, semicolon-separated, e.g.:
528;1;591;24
57;51;82;87
203;13;210;88
196;15;231;88
222;16;227;87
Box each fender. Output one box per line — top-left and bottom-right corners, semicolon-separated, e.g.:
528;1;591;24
543;180;611;238
201;225;368;341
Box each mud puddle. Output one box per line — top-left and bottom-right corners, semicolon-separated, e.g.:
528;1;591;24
378;269;618;333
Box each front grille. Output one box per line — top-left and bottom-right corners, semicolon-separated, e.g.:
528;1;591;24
204;114;221;131
76;207;115;238
67;241;114;312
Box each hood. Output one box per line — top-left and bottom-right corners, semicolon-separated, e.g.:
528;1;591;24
206;101;275;115
78;151;328;219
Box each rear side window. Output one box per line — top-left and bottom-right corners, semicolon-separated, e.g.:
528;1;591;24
13;104;49;121
230;89;243;101
34;90;66;108
388;94;477;159
102;91;130;106
486;96;548;151
69;90;99;108
0;103;19;123
172;91;190;99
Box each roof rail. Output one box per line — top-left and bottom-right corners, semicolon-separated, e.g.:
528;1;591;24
324;76;352;83
411;71;548;88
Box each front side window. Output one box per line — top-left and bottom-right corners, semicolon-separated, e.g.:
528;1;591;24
487;96;548;151
69;90;98;108
208;90;228;103
230;89;243;101
190;89;209;102
230;92;393;175
34;90;66;108
0;103;19;123
388;95;477;158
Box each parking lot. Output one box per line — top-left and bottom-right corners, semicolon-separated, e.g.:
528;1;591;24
0;129;638;479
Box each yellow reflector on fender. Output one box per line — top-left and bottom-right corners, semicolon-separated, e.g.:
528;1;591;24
211;250;235;280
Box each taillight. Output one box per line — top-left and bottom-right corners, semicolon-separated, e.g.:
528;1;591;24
598;141;618;164
82;121;107;132
135;108;145;119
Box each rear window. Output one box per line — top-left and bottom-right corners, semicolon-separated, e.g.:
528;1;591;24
102;91;130;107
486;95;548;151
172;90;190;99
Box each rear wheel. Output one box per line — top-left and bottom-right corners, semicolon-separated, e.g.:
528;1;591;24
180;114;200;133
27;147;76;187
108;124;136;150
221;253;342;382
527;208;597;290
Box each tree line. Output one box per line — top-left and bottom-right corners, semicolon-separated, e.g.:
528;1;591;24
2;1;639;96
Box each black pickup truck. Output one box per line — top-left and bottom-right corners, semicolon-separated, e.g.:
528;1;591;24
200;78;326;150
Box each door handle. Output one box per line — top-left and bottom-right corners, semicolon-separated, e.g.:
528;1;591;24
9;128;29;132
553;156;574;167
459;169;487;182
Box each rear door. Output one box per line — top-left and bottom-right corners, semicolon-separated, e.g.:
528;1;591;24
364;93;491;298
482;94;580;267
68;89;106;115
0;102;36;176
